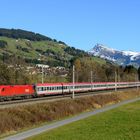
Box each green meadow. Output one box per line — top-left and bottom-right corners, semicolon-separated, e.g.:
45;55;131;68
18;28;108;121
28;100;140;140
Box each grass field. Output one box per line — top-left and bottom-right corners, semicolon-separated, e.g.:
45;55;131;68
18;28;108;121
27;100;140;140
0;36;107;67
0;36;66;59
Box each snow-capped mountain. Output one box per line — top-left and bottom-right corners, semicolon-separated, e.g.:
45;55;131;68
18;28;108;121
89;44;140;67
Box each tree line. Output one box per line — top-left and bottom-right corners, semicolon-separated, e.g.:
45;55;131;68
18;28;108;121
0;55;38;85
69;57;140;83
0;56;140;85
0;28;66;44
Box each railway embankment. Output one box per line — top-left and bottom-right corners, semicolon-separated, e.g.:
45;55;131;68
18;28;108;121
0;89;140;138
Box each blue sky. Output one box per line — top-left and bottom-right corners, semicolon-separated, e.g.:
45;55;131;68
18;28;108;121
0;0;140;51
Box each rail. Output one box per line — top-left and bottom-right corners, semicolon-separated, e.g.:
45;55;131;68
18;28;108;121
0;86;139;109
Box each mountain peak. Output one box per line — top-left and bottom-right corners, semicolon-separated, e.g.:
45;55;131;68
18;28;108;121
93;44;116;53
89;44;140;67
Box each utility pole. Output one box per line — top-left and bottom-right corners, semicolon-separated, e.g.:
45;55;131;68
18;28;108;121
42;65;44;84
118;68;120;82
135;73;139;90
91;71;93;90
72;65;75;99
115;70;117;91
91;71;93;83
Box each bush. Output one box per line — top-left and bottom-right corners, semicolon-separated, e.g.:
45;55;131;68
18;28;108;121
0;40;7;48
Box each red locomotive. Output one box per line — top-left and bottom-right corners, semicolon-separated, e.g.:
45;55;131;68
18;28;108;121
0;85;35;101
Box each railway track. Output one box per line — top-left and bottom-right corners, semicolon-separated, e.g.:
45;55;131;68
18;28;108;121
0;87;139;109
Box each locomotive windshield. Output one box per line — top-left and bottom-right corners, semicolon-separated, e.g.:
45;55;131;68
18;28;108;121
2;88;4;91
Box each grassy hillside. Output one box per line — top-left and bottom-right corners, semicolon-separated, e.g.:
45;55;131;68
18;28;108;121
0;28;110;67
0;35;106;67
0;36;67;66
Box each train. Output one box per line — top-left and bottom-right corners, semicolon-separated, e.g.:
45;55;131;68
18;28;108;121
0;82;140;101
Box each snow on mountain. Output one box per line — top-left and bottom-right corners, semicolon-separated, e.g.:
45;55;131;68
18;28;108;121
89;44;116;54
122;51;138;56
89;44;140;67
122;51;140;61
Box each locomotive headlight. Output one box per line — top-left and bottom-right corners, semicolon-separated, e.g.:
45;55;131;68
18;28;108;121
25;89;29;92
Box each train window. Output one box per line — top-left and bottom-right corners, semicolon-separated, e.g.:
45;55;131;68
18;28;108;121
37;87;42;91
47;87;50;90
44;87;46;90
64;86;66;89
108;84;113;87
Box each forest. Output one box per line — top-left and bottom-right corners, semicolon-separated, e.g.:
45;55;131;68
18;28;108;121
70;58;140;83
0;28;66;44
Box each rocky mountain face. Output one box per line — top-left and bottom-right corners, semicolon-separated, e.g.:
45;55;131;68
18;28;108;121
89;44;140;67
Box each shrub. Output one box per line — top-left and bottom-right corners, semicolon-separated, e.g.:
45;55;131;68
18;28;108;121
0;40;7;48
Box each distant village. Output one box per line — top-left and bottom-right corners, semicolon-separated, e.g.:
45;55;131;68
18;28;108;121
8;64;69;77
35;64;68;77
